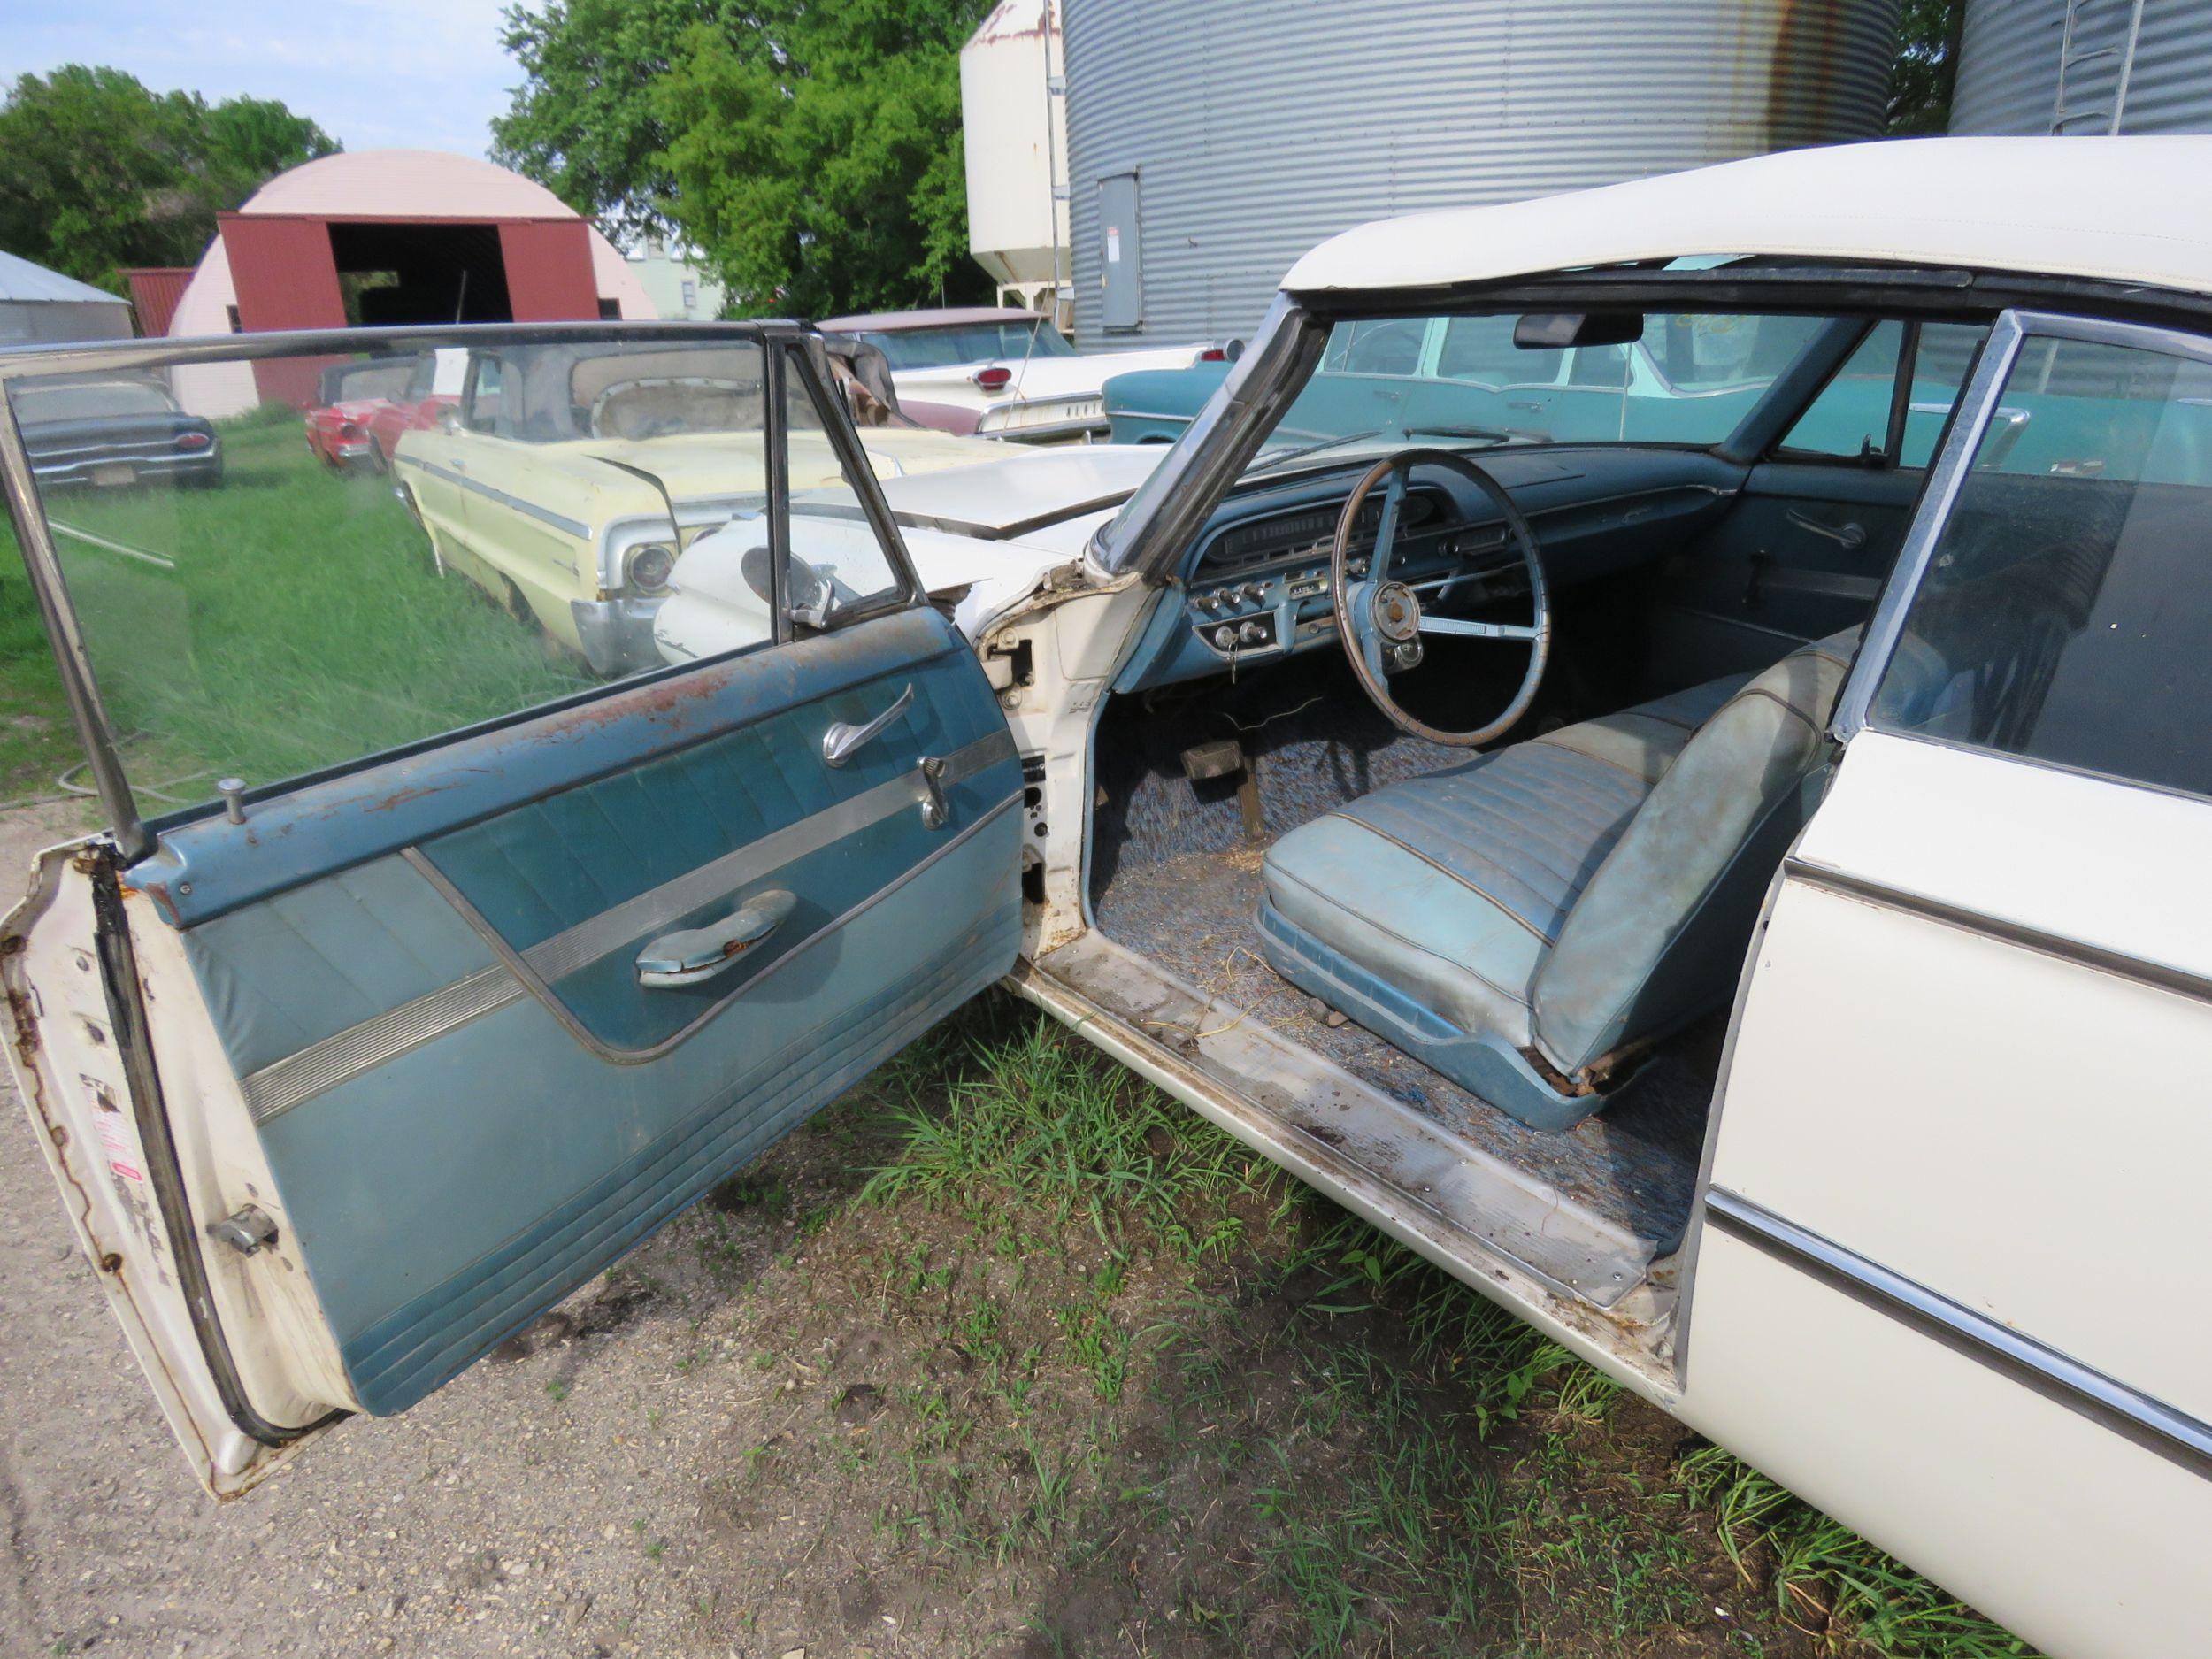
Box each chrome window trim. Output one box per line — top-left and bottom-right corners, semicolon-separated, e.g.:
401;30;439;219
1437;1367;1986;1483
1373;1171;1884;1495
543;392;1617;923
1832;307;2212;744
1828;309;2024;743
1705;1186;2212;1484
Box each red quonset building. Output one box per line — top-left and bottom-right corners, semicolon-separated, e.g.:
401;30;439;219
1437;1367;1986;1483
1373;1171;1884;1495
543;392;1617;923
155;149;654;415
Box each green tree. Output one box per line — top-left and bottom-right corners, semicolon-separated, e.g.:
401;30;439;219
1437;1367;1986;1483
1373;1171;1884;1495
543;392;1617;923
0;66;337;295
1888;0;1968;134
494;0;989;317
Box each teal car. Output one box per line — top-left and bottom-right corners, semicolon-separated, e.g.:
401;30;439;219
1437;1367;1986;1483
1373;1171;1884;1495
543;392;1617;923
1107;311;1979;461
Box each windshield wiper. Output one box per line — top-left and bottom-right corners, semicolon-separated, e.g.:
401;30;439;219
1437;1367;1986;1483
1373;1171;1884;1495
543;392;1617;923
1242;429;1387;475
1405;422;1516;444
1245;422;1522;479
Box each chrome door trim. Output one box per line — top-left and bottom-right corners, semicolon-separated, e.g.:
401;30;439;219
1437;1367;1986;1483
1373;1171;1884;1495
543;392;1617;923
1704;1187;2212;1484
1783;855;2212;1009
397;456;591;539
407;789;1018;1070
241;729;1018;1121
1829;309;2024;743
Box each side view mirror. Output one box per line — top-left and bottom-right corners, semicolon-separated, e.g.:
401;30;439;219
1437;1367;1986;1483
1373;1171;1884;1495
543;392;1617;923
1514;312;1645;350
740;544;837;627
438;407;465;435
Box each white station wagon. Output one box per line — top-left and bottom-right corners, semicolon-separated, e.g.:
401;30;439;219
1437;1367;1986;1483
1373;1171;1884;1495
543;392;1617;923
0;137;2207;1659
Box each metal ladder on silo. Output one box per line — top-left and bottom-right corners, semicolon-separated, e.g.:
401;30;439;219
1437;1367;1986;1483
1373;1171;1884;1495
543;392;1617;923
2050;0;2147;134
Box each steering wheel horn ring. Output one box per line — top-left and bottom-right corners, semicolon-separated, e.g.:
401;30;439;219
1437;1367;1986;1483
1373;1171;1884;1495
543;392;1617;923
1330;448;1551;748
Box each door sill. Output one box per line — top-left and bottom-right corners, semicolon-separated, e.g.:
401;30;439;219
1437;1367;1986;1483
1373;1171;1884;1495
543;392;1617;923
1015;931;1679;1391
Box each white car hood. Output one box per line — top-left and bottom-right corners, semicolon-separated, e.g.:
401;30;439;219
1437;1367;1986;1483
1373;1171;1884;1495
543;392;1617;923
653;442;1165;665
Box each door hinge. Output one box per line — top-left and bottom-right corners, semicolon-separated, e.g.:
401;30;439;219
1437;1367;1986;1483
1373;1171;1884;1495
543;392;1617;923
207;1205;279;1257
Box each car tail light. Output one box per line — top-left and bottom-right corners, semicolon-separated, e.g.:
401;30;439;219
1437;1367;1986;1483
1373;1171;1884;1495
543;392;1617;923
175;432;211;451
972;365;1012;392
338;421;361;440
1197;347;1227;362
626;543;676;592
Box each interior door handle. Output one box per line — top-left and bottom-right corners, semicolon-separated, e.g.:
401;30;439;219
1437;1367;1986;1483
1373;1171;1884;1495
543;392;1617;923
636;889;795;988
822;684;915;767
1784;508;1866;550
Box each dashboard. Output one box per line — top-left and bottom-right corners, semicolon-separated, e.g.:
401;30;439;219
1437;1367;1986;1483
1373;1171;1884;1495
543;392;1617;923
1113;444;1747;693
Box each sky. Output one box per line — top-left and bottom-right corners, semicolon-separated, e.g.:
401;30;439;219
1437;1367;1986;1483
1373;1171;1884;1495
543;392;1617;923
0;0;526;158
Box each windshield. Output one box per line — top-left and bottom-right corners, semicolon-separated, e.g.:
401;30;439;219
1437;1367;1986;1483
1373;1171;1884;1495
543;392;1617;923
860;319;1076;371
320;361;417;405
1239;310;1834;481
13;380;175;424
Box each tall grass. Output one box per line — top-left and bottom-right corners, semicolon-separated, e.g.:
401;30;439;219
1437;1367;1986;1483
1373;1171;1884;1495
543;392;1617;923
4;411;587;812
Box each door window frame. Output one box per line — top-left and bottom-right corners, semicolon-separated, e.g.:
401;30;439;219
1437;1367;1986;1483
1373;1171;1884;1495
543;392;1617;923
0;321;928;863
1832;308;2212;746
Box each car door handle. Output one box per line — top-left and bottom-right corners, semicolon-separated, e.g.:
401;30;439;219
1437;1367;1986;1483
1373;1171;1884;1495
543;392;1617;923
636;889;796;988
449;457;467;472
822;683;915;767
1784;508;1866;550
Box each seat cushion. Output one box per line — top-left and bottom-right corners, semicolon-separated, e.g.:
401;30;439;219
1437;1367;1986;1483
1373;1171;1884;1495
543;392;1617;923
1259;672;1745;1050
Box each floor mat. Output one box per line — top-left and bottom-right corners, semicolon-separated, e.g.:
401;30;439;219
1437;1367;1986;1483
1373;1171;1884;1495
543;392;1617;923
1091;846;1710;1248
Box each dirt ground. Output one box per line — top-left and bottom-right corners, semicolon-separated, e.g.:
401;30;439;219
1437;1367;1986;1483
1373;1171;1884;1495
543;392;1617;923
0;802;1994;1659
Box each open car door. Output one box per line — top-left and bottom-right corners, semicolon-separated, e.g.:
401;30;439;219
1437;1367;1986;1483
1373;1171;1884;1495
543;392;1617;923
0;325;1022;1495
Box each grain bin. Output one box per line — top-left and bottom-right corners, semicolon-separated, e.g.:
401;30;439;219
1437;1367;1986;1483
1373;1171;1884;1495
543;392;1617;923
1952;0;2212;137
961;0;1072;323
1058;0;1898;347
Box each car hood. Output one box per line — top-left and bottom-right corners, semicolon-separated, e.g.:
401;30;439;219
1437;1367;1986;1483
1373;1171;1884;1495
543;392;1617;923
873;443;1166;536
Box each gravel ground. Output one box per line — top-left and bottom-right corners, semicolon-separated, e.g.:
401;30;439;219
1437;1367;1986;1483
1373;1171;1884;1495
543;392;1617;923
0;803;817;1659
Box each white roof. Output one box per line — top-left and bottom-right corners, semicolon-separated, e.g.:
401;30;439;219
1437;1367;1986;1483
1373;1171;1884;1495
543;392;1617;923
238;148;579;219
0;249;130;308
1283;137;2212;300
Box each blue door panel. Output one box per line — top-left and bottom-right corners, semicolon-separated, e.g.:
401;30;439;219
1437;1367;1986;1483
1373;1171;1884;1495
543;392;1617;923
158;606;1021;1417
265;827;1018;1414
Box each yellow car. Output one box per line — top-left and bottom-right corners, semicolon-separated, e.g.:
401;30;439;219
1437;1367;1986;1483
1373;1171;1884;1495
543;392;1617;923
390;337;1002;675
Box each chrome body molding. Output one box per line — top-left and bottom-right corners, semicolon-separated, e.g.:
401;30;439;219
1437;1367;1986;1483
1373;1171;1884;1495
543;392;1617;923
242;729;1018;1122
1703;1187;2212;1483
1782;856;2212;1008
396;456;592;540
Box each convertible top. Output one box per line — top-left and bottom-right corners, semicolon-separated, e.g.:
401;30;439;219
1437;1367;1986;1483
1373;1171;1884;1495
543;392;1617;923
1282;136;2212;301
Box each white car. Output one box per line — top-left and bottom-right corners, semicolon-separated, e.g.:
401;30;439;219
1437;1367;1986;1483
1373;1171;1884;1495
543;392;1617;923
818;306;1233;442
4;137;2210;1659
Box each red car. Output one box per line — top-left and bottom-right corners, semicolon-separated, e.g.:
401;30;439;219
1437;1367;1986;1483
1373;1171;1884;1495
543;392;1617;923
304;349;465;472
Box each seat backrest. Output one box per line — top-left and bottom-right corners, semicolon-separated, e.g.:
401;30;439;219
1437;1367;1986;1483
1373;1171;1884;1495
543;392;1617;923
1529;630;1857;1077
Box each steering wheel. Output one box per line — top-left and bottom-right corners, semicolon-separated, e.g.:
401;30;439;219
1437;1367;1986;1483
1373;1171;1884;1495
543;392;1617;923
1332;449;1551;747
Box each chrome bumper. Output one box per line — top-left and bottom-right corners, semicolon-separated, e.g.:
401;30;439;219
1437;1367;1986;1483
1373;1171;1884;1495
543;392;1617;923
570;595;667;678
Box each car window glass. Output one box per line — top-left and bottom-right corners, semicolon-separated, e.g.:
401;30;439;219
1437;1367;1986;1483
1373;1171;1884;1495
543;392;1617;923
1870;332;2212;796
1332;318;1425;377
1781;321;1990;465
1250;310;1845;476
1436;316;1560;385
0;332;884;821
1566;343;1628;388
465;356;503;432
856;320;1071;372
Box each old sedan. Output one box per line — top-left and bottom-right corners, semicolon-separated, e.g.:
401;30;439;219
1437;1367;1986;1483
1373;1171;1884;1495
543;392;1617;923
819;306;1232;442
388;337;1014;675
2;138;2207;1659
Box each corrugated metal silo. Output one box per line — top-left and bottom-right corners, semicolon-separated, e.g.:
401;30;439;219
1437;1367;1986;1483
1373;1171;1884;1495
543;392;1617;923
1059;0;1899;347
1952;0;2212;137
